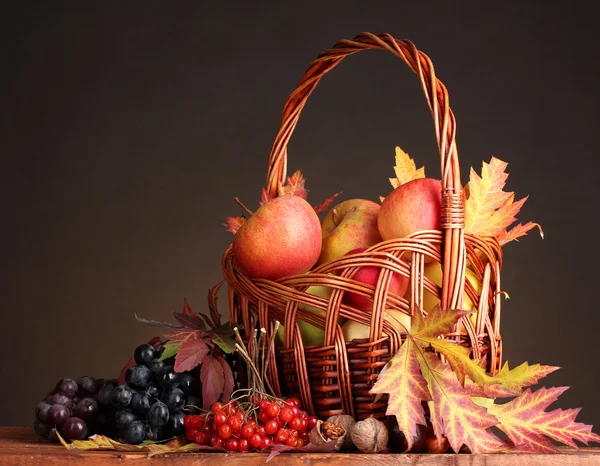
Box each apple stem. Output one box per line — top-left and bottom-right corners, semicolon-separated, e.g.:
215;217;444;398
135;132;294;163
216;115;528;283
234;197;254;216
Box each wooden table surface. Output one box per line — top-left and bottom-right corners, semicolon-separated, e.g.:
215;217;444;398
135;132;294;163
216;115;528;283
2;426;600;465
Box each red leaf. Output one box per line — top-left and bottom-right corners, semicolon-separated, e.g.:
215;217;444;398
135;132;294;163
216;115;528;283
225;216;245;234
200;354;225;410
182;298;194;317
260;188;274;206
313;191;342;215
216;353;234;402
174;334;210;373
278;170;308;199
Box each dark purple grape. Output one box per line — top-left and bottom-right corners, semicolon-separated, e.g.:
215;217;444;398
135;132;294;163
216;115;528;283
131;392;151;415
148;359;165;377
97;383;116;406
178;373;198;395
46;393;73;410
93;412;114;437
165;412;185;437
146;384;161;399
47;428;61;443
147;401;169;428
48;404;70;427
55;378;78;398
157;366;179;390
114;410;137;430
35;401;52;424
111;385;133;409
156;346;165;358
33;420;50;438
183;395;201;415
161;388;184;413
63;417;88;440
124;421;146;445
125;365;151;389
77;376;99;396
73;398;99;420
134;344;156;367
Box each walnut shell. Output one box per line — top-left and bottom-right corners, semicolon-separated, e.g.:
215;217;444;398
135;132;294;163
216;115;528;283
326;415;356;450
351;417;388;453
309;420;346;451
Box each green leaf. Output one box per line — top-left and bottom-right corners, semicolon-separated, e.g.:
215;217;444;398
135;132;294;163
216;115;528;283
494;361;560;393
207;323;237;354
159;342;180;361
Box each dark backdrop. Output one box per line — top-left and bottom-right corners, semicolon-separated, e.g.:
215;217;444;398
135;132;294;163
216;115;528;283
2;1;599;429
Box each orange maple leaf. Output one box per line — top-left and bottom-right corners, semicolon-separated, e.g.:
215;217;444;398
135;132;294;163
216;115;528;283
464;157;543;245
278;170;308;199
224;216;245;234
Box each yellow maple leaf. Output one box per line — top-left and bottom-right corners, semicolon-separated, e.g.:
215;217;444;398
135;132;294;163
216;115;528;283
389;146;426;189
464;157;543;245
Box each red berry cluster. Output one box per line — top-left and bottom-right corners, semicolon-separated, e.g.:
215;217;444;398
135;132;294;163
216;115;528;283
183;396;318;452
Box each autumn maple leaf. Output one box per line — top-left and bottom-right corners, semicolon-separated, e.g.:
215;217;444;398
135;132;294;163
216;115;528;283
464;157;543;245
488;386;600;453
278;170;308;198
224;216;245;234
370;339;431;451
389;146;426;189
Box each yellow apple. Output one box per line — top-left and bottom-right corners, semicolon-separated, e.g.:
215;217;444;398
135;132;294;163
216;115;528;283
275;285;344;347
318;199;383;265
420;262;482;326
341;309;411;342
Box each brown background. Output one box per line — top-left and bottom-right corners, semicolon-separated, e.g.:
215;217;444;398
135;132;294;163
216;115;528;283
2;1;599;429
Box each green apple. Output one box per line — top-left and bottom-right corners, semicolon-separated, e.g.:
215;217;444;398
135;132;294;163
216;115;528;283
341;309;411;342
275;285;344;347
317;199;383;266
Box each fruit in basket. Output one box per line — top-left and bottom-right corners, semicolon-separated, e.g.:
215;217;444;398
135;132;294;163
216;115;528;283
421;262;482;325
318;199;383;265
275;285;337;347
232;195;322;280
342;247;409;311
341;309;411;341
378;178;442;240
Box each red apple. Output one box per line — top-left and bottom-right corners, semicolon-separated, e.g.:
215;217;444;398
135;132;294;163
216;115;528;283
378;178;442;240
232;195;322;280
342;247;409;310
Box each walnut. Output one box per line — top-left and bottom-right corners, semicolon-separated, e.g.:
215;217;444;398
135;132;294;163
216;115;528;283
326;414;356;450
351;417;389;453
309;420;347;451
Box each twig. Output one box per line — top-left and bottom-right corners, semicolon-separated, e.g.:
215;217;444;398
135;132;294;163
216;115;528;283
234;197;254;216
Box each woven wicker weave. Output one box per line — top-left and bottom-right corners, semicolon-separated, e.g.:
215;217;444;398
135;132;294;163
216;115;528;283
222;32;503;421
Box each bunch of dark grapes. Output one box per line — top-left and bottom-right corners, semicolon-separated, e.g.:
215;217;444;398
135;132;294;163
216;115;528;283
33;343;204;445
183;396;317;452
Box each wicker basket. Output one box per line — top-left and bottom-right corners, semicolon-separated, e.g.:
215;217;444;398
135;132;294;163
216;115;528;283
222;32;504;421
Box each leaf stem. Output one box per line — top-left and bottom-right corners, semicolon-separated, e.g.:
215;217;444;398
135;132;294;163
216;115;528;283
234;197;254;216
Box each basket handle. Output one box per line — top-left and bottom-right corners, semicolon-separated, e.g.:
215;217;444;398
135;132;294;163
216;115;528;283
265;32;466;312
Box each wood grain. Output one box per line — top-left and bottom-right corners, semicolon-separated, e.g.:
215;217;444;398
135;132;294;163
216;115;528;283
2;427;600;465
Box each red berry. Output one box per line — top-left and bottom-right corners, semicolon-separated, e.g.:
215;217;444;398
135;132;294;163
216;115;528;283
301;431;310;443
238;438;250;452
218;424;233;439
299;417;308;432
279;407;294;423
235;411;245;422
289;417;303;431
194;431;210;446
299;410;308;419
287;397;301;408
259;399;270;411
285;435;297;447
256;425;266;437
185;415;203;428
214;412;228;426
249;433;262;449
307;416;318;430
211;402;223;415
264;419;279;435
228;416;242;431
225;403;238;416
275;428;290;444
291;406;300;418
247;419;257;429
266;402;281;419
260;436;272;449
257;411;270;424
295;438;307;448
211;434;224;447
241;423;255;438
186;427;199;441
252;394;262;405
224;437;239;452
